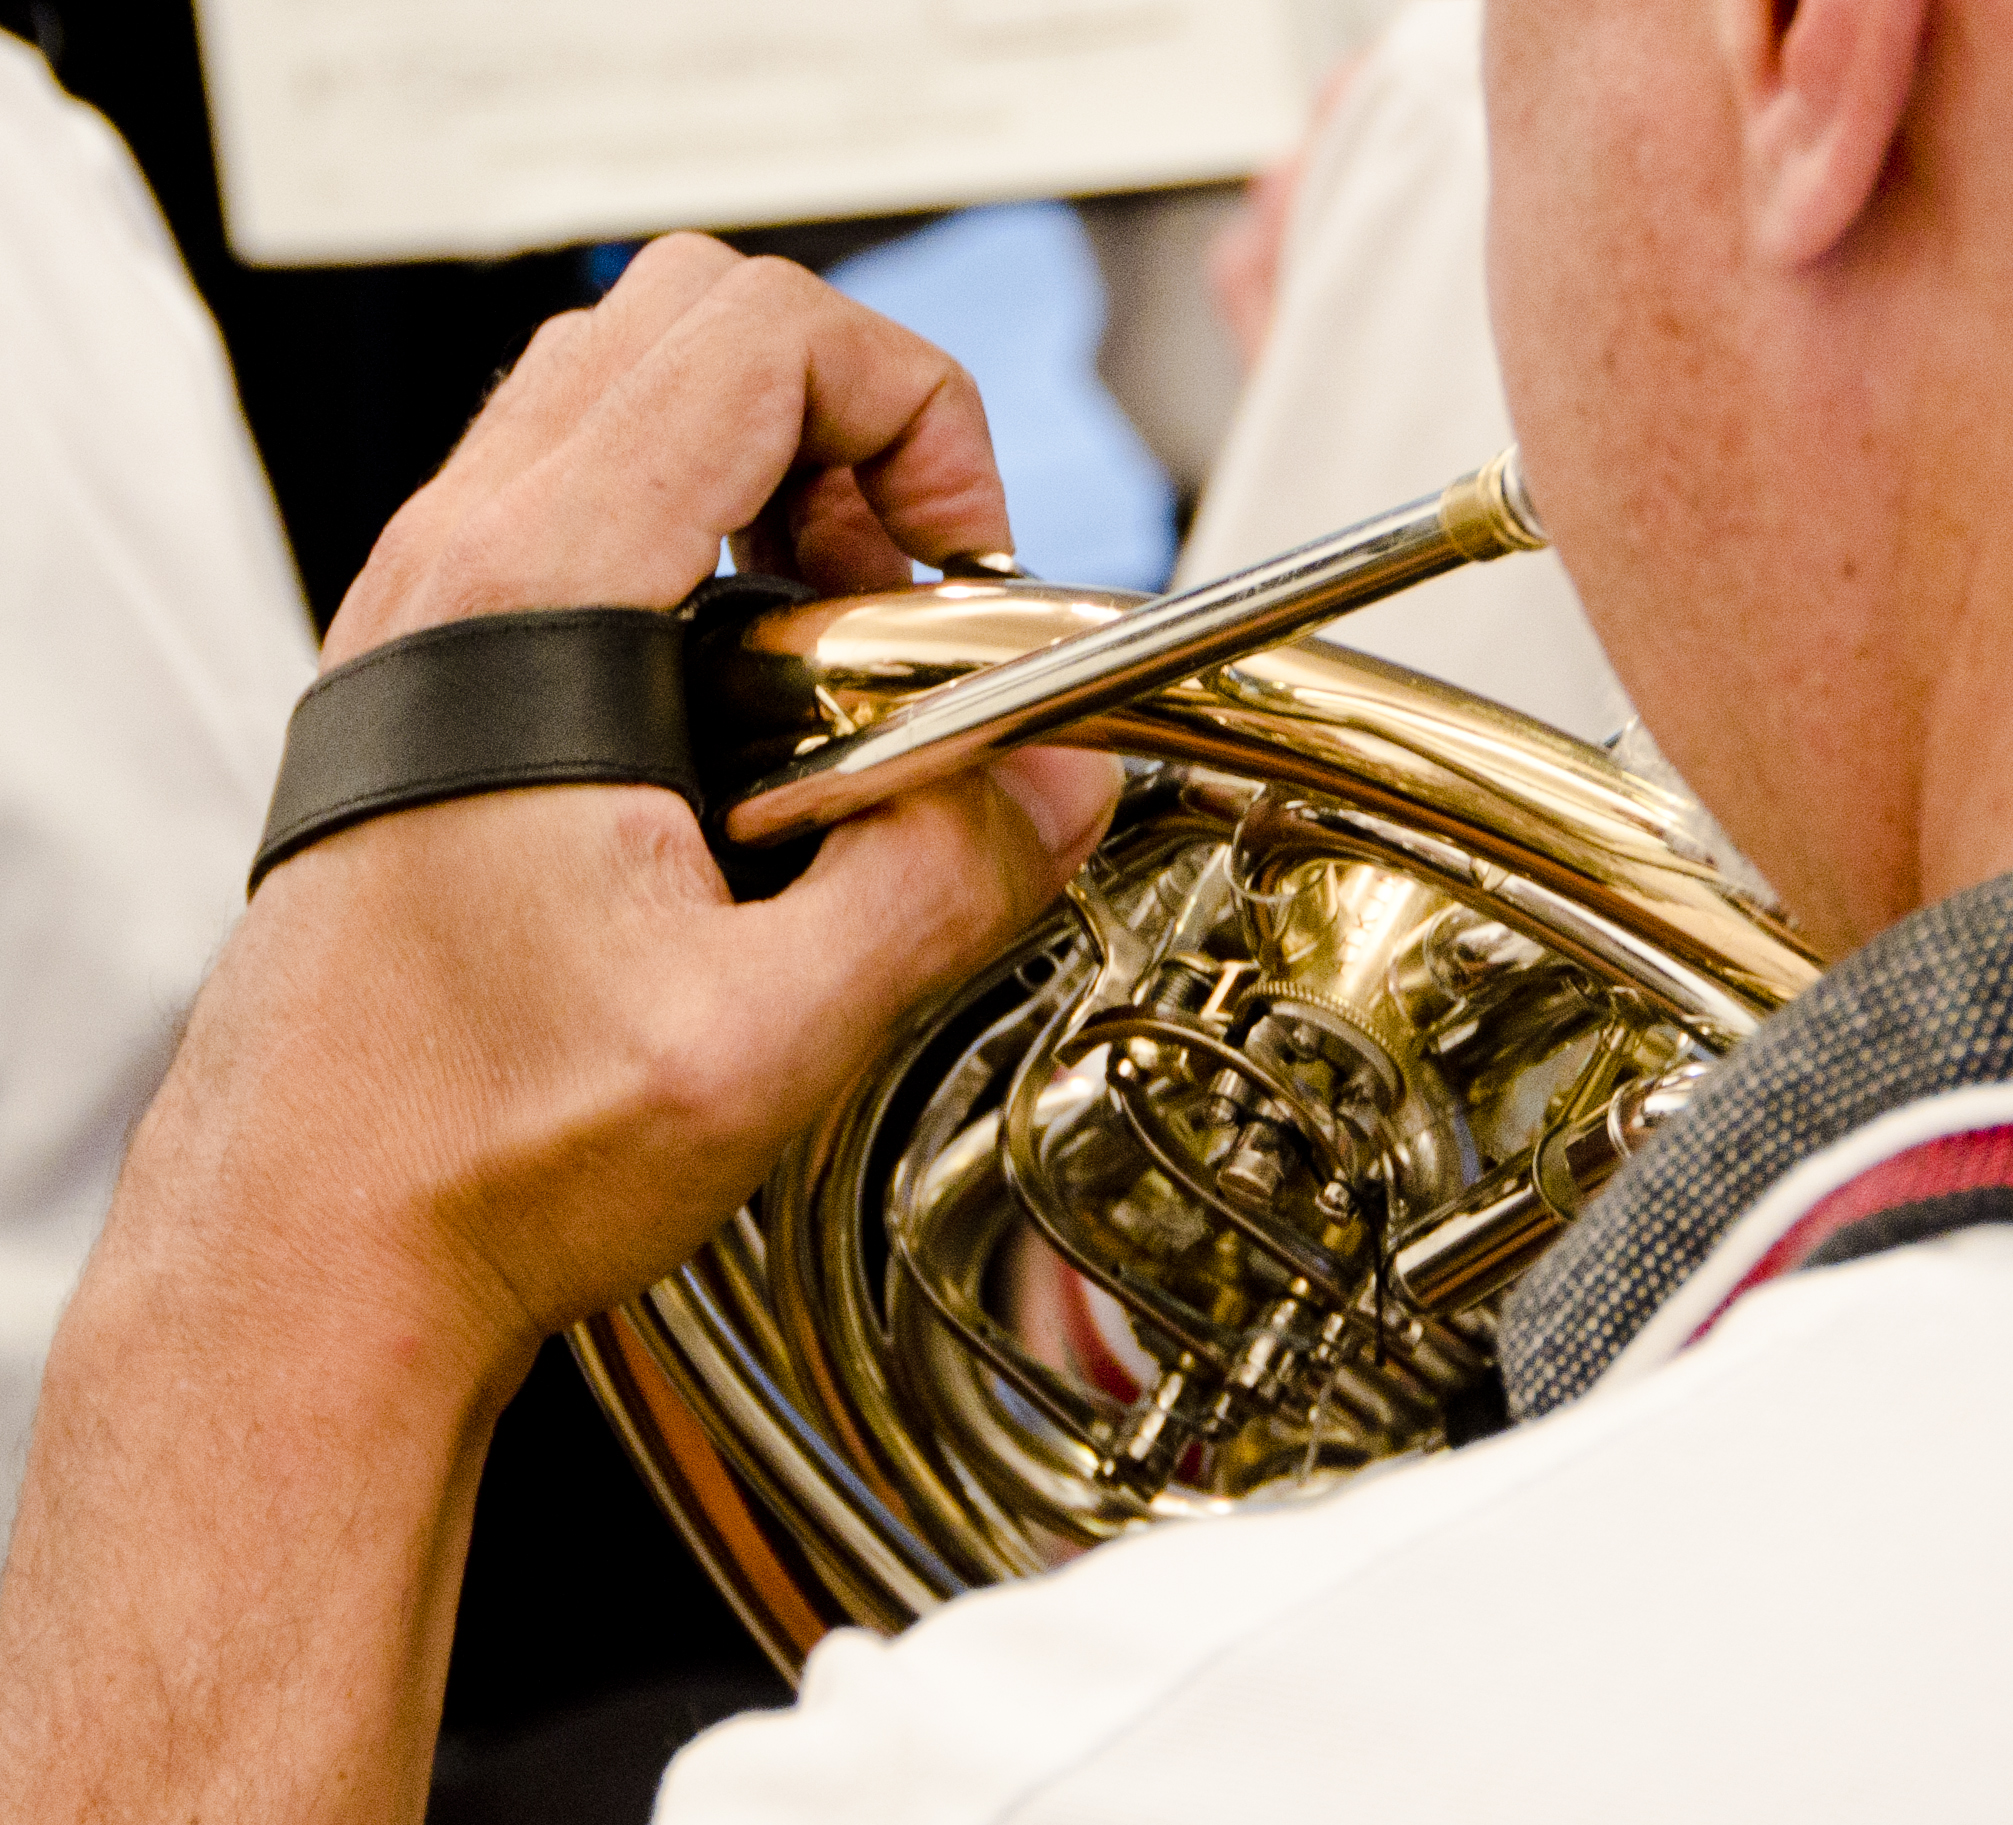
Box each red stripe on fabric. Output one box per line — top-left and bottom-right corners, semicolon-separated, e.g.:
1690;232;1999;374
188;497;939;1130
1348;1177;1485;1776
1684;1124;2013;1349
1056;1265;1144;1405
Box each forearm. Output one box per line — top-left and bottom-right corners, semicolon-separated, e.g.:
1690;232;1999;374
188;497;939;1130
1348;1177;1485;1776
0;1044;515;1823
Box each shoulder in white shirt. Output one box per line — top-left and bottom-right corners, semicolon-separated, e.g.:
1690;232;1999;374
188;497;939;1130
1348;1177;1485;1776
657;1223;2013;1824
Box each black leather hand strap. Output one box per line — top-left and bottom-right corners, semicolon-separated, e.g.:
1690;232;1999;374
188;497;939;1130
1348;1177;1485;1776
249;608;698;895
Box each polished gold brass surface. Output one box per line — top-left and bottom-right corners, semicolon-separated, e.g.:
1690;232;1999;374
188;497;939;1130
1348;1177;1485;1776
722;448;1550;847
574;541;1819;1683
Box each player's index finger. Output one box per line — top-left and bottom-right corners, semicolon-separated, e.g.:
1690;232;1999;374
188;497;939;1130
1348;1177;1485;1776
724;260;1011;564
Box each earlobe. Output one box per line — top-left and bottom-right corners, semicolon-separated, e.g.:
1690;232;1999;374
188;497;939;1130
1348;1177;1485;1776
1723;0;1928;267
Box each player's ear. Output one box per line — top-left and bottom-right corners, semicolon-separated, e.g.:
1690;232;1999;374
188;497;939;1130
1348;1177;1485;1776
1716;0;1928;267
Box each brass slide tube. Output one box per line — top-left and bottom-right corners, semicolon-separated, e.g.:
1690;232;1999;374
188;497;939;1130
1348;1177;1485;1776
723;447;1546;847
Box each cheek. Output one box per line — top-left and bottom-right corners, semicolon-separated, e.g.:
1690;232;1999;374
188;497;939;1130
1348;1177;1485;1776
1484;4;1630;548
1485;8;1646;442
1485;7;1751;609
1480;0;1560;404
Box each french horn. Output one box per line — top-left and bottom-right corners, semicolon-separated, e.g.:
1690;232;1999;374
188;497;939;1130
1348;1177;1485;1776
572;452;1820;1675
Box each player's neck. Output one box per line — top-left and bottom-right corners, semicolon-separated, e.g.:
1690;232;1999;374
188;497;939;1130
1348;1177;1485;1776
1914;541;2013;923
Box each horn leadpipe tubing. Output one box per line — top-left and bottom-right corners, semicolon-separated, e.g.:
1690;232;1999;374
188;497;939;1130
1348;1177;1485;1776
723;447;1548;847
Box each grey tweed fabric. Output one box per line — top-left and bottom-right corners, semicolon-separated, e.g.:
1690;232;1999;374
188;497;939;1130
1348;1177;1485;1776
1501;870;2013;1419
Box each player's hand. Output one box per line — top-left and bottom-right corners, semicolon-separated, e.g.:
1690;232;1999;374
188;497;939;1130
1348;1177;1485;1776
123;233;1120;1389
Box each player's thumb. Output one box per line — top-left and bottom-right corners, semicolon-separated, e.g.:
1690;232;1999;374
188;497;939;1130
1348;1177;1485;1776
733;747;1121;1114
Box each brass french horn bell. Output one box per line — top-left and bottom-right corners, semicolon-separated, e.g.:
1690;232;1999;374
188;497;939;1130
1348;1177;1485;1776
572;449;1820;1673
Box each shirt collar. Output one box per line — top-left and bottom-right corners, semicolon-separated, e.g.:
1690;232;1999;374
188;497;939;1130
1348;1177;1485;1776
1500;870;2013;1419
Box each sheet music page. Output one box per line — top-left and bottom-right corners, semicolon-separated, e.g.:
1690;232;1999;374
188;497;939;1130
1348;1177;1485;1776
193;0;1312;265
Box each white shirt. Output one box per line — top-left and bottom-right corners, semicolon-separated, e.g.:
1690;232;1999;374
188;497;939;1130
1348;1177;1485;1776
1179;0;1631;746
656;1096;2013;1822
0;35;314;1536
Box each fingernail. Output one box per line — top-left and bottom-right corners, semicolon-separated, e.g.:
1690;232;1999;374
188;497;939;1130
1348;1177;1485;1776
989;748;1124;857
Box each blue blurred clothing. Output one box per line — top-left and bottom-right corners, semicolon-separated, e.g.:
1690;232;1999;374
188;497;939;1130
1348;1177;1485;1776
827;204;1175;593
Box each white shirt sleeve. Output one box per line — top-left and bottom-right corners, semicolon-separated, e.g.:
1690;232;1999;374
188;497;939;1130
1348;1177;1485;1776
1179;0;1631;745
655;1228;2013;1824
0;35;315;1533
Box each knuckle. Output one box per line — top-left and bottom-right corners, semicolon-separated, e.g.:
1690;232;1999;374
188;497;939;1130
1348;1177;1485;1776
518;308;589;368
726;253;827;314
484;310;591;408
641;1020;734;1131
632;963;763;1154
625;230;740;288
937;354;985;410
346;484;449;602
362;489;435;573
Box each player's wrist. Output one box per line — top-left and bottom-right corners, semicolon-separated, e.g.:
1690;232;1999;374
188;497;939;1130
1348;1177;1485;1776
101;877;558;1417
103;1070;541;1430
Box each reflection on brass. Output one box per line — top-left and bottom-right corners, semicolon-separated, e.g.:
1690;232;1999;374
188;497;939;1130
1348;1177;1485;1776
572;459;1820;1682
723;448;1555;846
1436;445;1548;562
